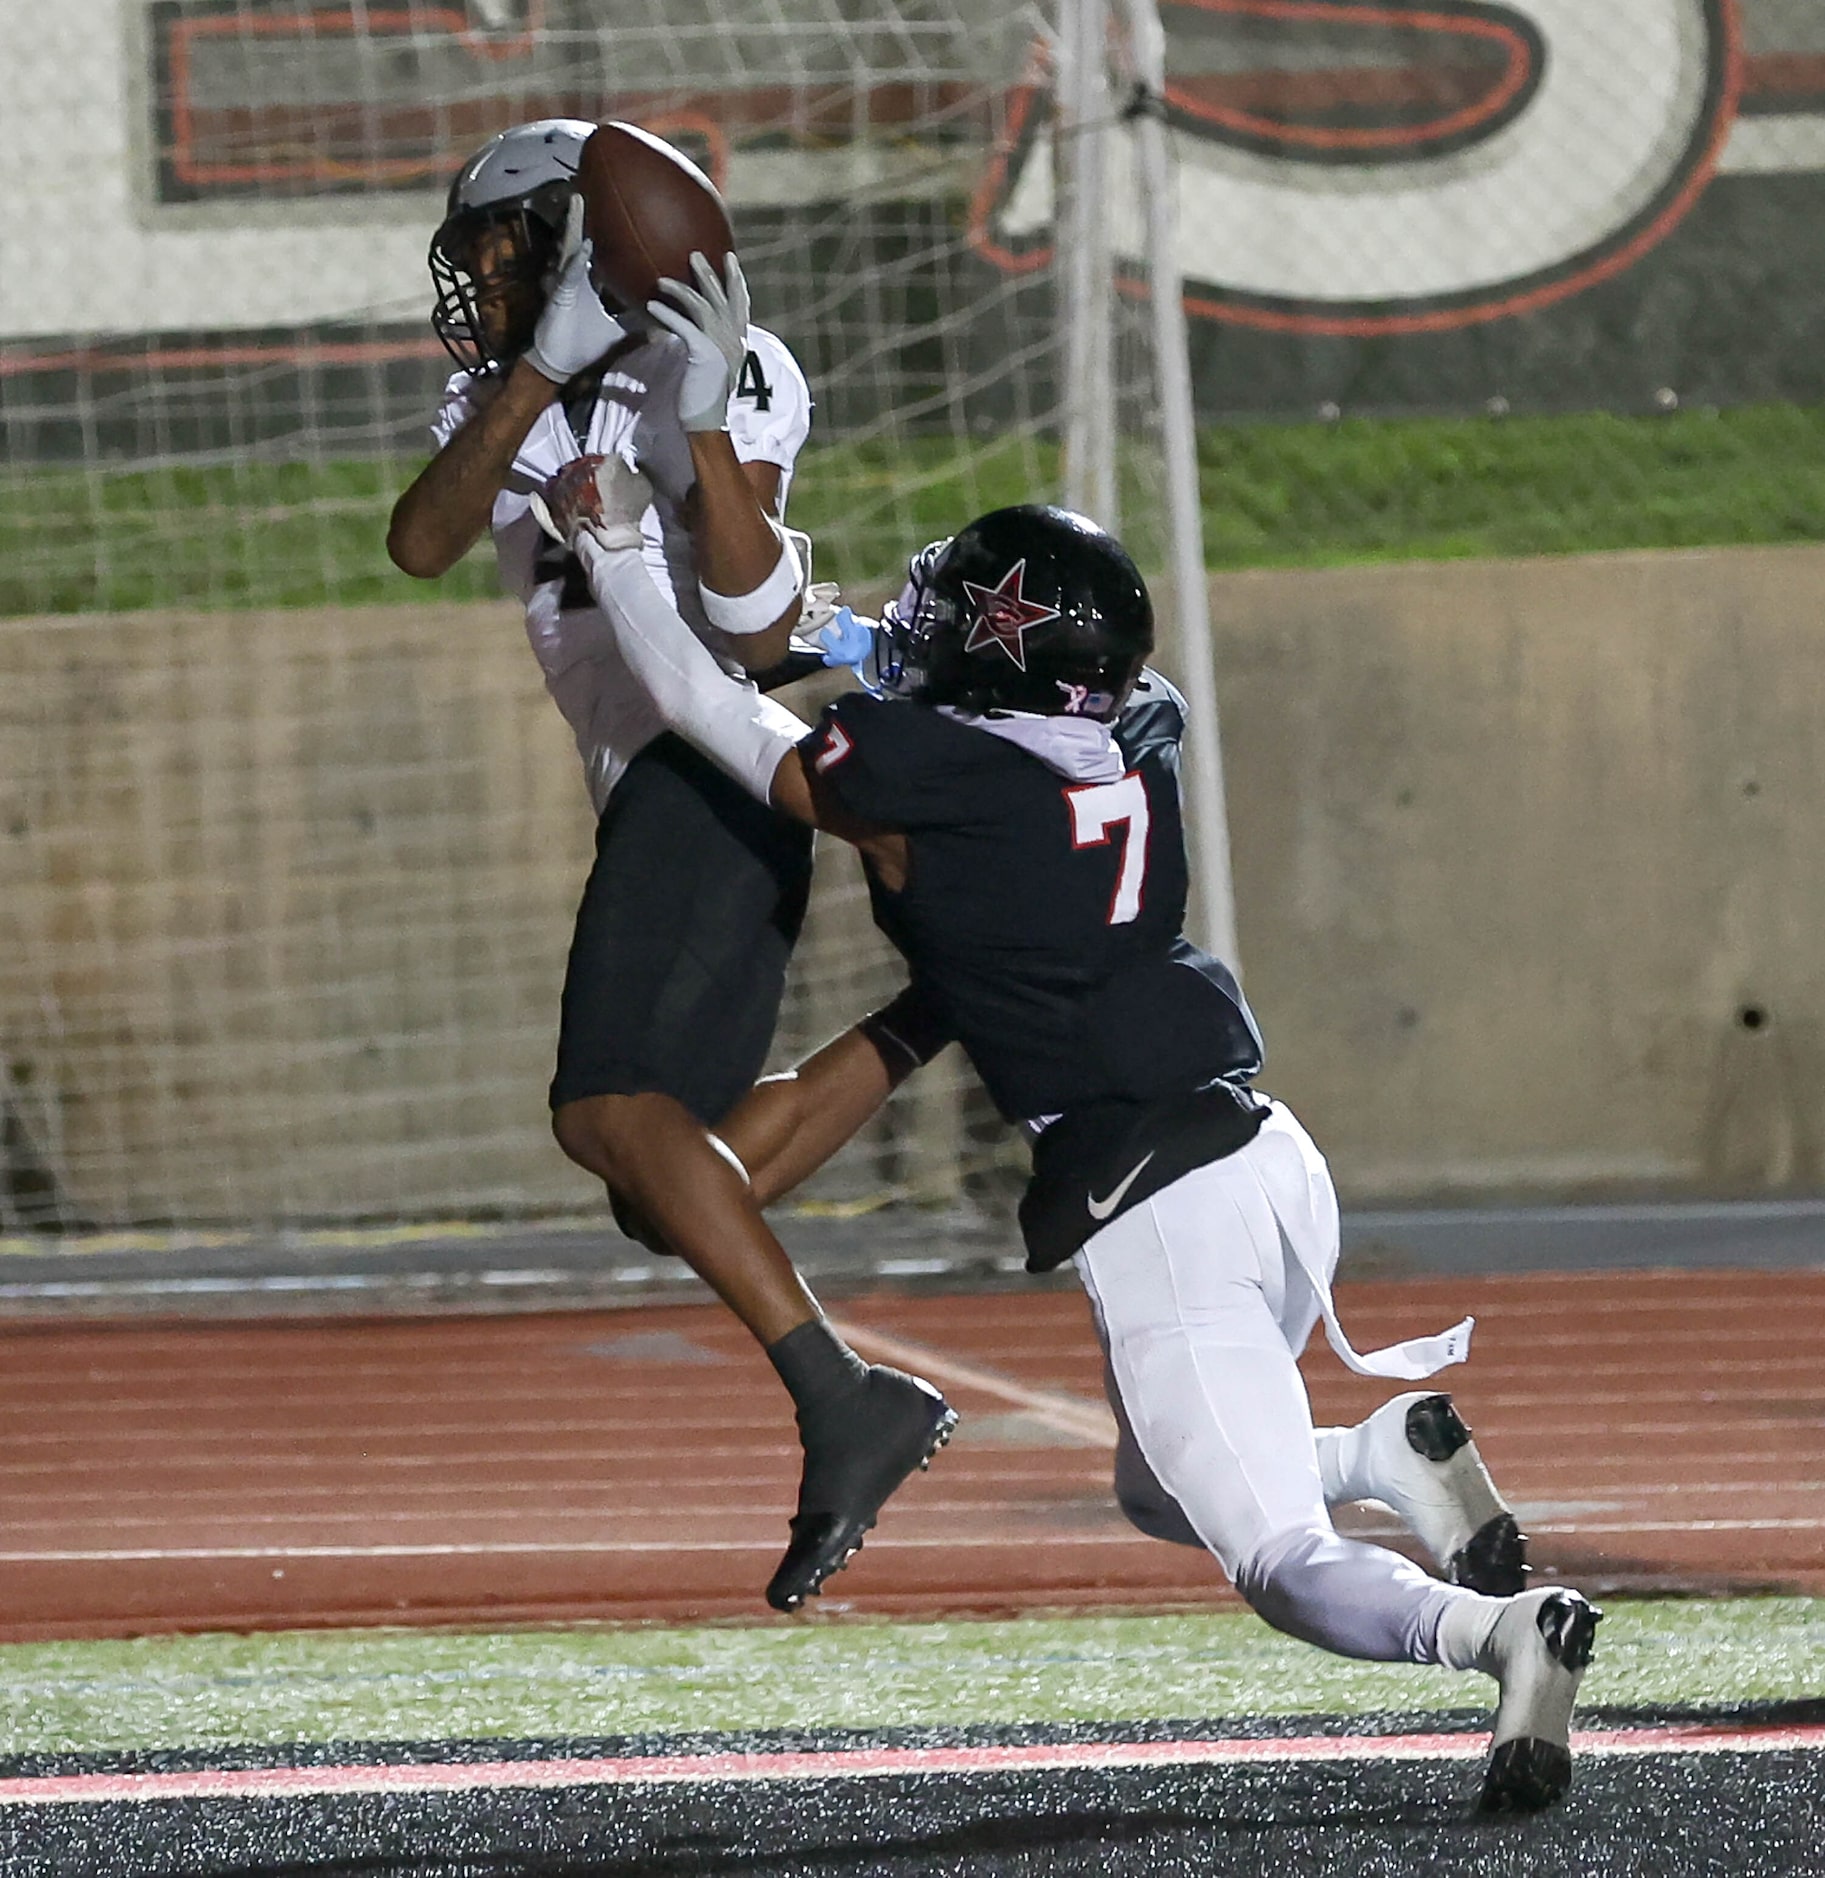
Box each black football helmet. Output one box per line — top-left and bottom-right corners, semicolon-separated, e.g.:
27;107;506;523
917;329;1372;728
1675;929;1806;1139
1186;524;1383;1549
429;119;594;374
874;506;1153;721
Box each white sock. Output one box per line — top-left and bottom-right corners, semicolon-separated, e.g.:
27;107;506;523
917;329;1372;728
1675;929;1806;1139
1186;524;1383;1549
1315;1423;1374;1505
1433;1590;1505;1672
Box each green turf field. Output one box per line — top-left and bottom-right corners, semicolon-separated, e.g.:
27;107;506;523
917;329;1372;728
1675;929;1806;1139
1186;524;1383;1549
4;405;1822;617
2;1599;1819;1755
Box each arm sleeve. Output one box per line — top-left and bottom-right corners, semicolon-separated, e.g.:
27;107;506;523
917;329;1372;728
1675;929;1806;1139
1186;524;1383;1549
727;327;812;480
574;532;808;804
799;693;989;830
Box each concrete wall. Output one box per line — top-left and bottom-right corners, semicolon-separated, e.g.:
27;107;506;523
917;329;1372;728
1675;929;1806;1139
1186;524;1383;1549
1212;543;1825;1200
0;603;957;1227
3;542;1821;1225
1;602;599;1223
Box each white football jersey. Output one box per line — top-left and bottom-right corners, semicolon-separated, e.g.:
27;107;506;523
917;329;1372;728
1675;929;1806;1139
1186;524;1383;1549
431;324;813;812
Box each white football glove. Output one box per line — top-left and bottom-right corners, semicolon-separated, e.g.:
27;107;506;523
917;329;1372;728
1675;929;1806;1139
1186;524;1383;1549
524;197;627;384
647;251;751;432
529;452;653;552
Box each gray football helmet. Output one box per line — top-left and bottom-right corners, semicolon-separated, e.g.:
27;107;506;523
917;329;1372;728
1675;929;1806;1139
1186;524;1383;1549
430;118;595;374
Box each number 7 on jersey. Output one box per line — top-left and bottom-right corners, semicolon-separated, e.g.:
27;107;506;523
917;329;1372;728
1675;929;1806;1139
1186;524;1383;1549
1065;772;1151;925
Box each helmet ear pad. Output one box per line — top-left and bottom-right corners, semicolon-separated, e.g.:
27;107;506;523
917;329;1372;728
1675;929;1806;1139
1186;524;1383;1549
911;506;1153;720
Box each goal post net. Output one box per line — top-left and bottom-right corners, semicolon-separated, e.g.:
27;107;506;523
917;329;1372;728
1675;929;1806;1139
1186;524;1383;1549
0;0;1208;1236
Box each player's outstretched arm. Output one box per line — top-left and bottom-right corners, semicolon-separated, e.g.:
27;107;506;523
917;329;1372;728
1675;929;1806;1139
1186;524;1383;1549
387;359;557;578
537;453;911;875
721;1028;901;1210
649;253;803;670
389;198;626;579
724;983;953;1207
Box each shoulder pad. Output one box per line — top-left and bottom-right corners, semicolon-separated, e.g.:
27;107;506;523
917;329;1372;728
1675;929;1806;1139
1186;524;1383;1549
1132;667;1188;717
1115;668;1187;765
804;693;999;830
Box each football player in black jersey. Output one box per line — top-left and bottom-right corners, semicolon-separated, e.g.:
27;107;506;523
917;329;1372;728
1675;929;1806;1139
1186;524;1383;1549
538;455;1601;1816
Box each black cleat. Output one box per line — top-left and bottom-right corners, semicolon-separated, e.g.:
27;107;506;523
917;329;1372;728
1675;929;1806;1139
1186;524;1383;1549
1450;1511;1530;1599
1479;1737;1574;1816
766;1366;957;1613
1355;1392;1531;1596
1404;1393;1474;1463
1476;1588;1603;1815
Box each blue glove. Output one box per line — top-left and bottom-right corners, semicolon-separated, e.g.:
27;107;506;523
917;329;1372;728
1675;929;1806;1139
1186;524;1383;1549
816;604;875;673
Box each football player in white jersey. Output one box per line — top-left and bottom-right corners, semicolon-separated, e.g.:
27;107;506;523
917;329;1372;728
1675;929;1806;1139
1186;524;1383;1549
387;121;955;1607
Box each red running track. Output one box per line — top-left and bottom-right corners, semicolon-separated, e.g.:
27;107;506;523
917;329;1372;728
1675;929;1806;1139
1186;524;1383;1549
0;1269;1819;1640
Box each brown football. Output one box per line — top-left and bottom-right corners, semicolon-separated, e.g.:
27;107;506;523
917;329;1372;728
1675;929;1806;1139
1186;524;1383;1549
578;122;734;315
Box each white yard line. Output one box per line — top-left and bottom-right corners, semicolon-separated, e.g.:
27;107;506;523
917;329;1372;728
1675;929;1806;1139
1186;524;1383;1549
829;1316;1118;1447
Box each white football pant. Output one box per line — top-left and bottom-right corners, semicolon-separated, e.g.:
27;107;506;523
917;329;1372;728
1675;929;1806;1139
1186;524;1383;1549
1077;1103;1482;1664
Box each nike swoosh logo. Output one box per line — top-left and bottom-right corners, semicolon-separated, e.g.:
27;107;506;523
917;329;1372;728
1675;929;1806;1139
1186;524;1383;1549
1086;1152;1156;1221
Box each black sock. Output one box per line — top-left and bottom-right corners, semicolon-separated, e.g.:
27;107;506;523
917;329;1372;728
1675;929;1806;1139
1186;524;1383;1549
766;1319;868;1425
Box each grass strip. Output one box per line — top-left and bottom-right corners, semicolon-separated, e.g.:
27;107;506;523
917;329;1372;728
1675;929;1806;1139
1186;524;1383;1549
3;406;1821;617
1;1598;1820;1756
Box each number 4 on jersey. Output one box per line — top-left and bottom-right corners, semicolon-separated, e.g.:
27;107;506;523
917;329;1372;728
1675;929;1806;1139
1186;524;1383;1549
736;350;772;411
1065;772;1151;924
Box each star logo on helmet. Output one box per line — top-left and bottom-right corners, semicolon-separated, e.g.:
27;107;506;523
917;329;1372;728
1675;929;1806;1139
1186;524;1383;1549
960;560;1060;670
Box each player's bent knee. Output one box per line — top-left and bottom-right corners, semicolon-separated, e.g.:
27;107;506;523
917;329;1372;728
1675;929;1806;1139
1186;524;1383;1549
1110;1450;1205;1550
553;1089;705;1184
550;1100;604;1174
1115;1485;1205;1548
1233;1523;1341;1642
552;1093;655;1182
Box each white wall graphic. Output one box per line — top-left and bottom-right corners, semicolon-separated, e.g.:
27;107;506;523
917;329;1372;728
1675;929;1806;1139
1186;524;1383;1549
988;0;1755;332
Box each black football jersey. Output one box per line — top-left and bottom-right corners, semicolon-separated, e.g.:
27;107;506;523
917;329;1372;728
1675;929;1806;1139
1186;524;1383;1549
801;671;1263;1124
